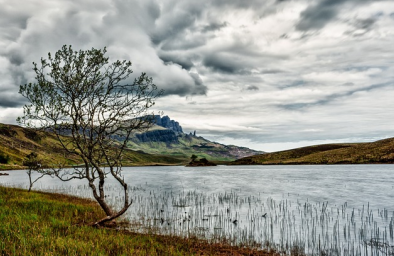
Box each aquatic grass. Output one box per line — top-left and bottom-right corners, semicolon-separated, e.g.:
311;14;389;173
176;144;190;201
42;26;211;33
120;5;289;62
0;185;276;255
4;174;394;255
86;185;394;255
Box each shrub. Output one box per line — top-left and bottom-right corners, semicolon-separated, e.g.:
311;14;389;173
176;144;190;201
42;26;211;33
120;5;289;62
0;152;10;164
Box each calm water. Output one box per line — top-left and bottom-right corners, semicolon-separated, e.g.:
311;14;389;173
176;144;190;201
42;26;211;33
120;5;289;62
1;165;393;255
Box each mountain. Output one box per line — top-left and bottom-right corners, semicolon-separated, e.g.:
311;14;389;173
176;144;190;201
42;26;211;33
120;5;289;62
230;138;394;165
128;115;263;161
0;116;262;170
152;115;183;134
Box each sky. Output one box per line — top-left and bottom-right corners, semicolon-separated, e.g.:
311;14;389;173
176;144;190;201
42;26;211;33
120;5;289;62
1;0;394;152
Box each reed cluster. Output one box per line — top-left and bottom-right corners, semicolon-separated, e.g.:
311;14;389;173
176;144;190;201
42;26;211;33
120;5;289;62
0;185;278;255
4;180;393;255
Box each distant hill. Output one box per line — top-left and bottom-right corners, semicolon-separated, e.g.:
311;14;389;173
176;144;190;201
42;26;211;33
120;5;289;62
230;138;394;165
0;116;262;170
128;115;263;162
0;123;184;170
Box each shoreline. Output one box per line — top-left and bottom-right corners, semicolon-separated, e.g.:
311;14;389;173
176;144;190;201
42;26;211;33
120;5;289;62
0;185;280;255
2;161;394;171
0;163;185;171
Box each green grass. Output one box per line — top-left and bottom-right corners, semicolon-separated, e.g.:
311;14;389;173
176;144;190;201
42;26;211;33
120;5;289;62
0;186;277;255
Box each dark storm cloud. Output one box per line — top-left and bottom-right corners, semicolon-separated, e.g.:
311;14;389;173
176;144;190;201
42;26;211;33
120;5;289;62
295;0;371;31
159;53;195;70
93;0;208;96
155;71;206;96
189;72;204;87
344;17;378;37
246;85;259;91
161;37;206;51
1;0;394;151
296;0;344;31
149;3;203;46
0;0;210;101
146;0;161;20
0;83;27;108
277;80;305;89
210;0;282;15
201;22;228;32
354;18;377;30
0;94;26;108
280;82;393;110
0;67;32;108
260;69;286;74
203;53;252;74
162;78;207;96
0;6;29;41
152;0;286;53
202;48;283;75
7;51;24;66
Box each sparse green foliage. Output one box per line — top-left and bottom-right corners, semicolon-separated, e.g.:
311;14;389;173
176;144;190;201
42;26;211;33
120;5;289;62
0;152;10;164
199;158;208;164
23;152;46;192
23;152;40;168
190;154;198;162
18;45;162;224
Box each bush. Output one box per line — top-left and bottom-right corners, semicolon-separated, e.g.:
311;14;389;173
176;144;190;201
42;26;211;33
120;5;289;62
0;152;10;164
0;126;17;137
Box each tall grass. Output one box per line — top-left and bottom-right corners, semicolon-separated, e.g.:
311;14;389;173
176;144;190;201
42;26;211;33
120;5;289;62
6;180;391;255
0;185;277;255
121;189;394;255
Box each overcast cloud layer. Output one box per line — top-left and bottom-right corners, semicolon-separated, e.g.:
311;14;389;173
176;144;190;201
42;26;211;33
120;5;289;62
1;0;394;151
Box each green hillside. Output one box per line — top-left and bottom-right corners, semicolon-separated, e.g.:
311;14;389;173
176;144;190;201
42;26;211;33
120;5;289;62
0;121;261;170
0;123;184;170
128;131;259;162
125;115;262;162
231;138;394;165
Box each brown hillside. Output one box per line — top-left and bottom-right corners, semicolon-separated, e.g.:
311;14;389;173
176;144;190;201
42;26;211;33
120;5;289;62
0;123;183;170
231;138;394;165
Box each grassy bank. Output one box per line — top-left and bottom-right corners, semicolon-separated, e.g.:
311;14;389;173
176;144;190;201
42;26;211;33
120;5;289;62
0;123;259;171
231;137;394;165
0;123;186;171
0;186;278;255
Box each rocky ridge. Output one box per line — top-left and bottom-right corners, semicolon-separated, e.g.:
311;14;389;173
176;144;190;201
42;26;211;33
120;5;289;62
131;115;263;160
153;115;183;133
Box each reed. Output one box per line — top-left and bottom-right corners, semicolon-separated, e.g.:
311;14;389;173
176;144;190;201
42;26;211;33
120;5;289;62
4;180;394;255
0;185;276;255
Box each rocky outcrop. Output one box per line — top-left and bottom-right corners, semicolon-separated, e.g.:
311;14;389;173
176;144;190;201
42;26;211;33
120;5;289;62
135;129;179;144
133;116;263;160
186;158;217;167
153;115;183;134
190;143;263;159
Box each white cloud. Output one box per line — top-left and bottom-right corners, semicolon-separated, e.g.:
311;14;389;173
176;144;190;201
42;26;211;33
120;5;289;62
0;107;23;124
1;0;394;151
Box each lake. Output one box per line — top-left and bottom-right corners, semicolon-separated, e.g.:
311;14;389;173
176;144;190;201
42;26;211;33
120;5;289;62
1;165;393;255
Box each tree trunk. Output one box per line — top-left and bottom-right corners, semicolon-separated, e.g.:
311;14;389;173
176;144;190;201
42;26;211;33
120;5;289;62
91;175;132;226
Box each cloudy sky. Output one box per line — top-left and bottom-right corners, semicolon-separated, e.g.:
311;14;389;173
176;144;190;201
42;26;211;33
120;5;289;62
1;0;394;152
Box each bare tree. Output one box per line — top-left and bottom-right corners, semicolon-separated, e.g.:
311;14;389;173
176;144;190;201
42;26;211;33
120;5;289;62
23;152;45;192
18;45;162;225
